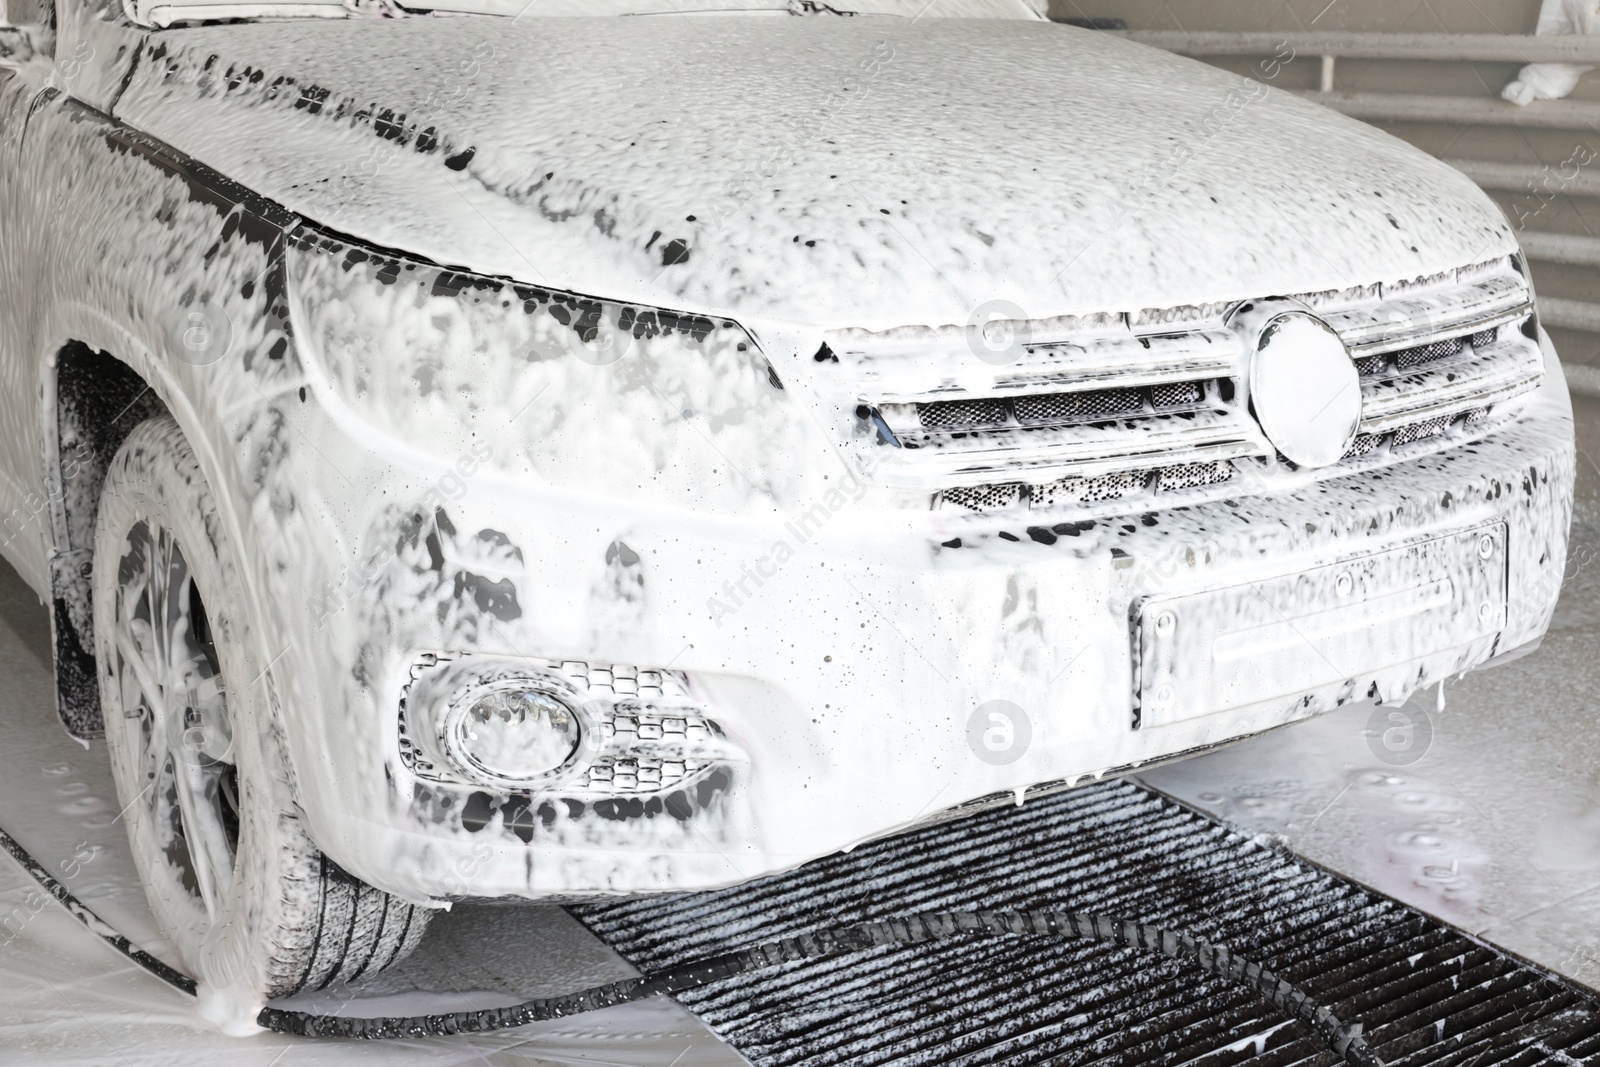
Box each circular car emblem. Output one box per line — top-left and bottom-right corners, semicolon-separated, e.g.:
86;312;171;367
1233;301;1361;469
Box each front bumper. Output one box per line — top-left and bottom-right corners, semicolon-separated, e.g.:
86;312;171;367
271;334;1574;905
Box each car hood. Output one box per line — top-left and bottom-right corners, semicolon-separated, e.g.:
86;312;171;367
110;16;1515;331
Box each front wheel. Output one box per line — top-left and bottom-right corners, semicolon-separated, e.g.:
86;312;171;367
93;416;429;1027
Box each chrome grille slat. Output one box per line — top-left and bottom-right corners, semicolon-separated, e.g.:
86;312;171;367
1324;271;1528;354
850;329;1239;405
1358;338;1542;434
882;410;1260;487
992;356;1230;395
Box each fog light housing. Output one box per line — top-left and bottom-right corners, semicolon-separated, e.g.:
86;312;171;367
406;660;598;790
398;652;745;799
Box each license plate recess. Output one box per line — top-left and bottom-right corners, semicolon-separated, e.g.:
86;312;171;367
1135;522;1507;728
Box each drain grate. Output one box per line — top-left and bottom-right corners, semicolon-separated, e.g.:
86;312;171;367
574;780;1600;1067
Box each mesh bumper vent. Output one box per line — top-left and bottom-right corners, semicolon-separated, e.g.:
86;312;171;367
917;382;1208;434
942;460;1237;513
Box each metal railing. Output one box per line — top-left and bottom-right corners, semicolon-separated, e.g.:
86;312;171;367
1122;31;1600;64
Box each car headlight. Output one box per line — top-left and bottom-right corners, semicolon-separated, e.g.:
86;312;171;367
285;225;822;513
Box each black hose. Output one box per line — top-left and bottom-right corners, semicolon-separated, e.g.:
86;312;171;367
0;823;1382;1065
0;823;196;994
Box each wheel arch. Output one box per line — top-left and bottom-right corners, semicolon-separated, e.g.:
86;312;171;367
21;105;305;748
41;317;292;757
42;325;171;738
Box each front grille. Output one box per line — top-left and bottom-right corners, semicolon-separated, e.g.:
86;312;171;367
1150;380;1203;408
1013;386;1143;424
831;255;1539;515
1396;336;1463;369
1347;408;1483;459
1358;326;1500;378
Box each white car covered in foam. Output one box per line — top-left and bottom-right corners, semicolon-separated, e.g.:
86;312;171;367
0;0;1574;1024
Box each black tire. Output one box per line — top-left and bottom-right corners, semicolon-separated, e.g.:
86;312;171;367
92;415;429;1026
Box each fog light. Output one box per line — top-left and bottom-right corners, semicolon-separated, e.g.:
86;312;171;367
445;682;582;785
405;659;597;789
399;653;744;799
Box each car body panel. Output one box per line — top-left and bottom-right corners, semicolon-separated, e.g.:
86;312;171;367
99;16;1515;331
0;2;1575;903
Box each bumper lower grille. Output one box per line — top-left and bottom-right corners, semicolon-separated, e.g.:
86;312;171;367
952;460;1239;513
1156;458;1238;492
576;779;1600;1067
1391;415;1454;447
1033;468;1145;507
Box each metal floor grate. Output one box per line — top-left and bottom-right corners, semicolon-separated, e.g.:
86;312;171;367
574;780;1600;1067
